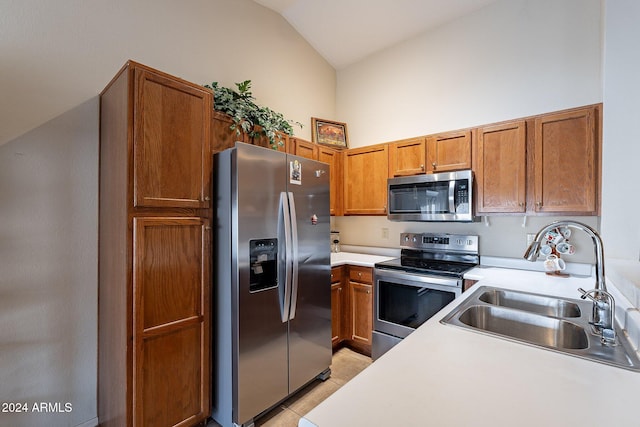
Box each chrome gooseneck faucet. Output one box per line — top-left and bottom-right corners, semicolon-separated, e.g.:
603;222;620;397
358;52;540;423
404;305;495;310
523;220;615;344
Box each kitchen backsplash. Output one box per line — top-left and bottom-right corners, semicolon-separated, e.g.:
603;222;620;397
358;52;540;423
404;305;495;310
331;215;600;265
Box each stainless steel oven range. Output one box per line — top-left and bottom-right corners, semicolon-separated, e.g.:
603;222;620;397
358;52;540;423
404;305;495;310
372;233;479;360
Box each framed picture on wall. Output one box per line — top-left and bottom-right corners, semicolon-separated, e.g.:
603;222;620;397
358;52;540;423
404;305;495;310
311;117;349;149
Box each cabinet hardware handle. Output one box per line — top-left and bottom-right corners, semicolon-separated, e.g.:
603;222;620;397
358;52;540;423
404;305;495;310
536;202;542;207
519;202;524;207
366;290;371;294
358;272;362;277
331;274;334;279
420;164;425;171
432;162;437;169
204;196;211;201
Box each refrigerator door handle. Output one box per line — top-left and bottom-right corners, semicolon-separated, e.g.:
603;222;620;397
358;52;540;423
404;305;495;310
278;191;293;323
287;191;299;320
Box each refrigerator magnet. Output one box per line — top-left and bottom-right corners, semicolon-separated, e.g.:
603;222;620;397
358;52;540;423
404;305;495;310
290;160;302;185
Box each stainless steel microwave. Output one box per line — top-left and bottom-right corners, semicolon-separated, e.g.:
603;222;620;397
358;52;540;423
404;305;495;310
387;170;474;222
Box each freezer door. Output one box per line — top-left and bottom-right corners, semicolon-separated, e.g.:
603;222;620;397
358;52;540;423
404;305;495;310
235;143;289;424
286;154;332;393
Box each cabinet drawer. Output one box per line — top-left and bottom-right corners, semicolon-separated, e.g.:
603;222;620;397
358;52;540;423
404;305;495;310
331;266;344;284
349;266;373;283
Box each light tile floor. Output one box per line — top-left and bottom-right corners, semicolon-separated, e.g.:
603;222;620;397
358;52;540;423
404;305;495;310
207;347;372;427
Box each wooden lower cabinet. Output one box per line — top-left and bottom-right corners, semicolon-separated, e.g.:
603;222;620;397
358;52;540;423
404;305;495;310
331;266;346;348
331;265;374;357
347;266;374;356
133;217;210;426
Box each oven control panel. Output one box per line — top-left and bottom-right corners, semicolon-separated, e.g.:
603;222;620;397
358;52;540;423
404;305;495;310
400;232;478;253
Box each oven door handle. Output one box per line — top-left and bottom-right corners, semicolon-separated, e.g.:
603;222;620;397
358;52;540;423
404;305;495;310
374;268;461;288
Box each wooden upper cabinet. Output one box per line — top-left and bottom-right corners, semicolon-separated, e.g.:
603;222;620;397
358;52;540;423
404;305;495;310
318;146;343;216
292;137;319;159
133;67;212;209
533;106;599;214
474;121;527;213
211;111;289;154
426;130;472;173
343;144;389;215
211;111;247;153
251;127;289;152
388;137;427;177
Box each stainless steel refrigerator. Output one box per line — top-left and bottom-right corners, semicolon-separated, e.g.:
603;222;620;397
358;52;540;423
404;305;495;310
212;142;332;427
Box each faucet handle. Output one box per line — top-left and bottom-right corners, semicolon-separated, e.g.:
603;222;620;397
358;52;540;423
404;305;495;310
601;328;617;345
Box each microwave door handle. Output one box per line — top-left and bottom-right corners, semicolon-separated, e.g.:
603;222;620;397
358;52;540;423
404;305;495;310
448;180;456;213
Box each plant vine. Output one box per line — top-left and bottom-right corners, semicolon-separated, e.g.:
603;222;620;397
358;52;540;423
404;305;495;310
205;80;302;149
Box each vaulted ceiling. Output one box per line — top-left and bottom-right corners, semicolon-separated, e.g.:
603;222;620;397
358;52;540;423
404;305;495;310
0;0;498;147
252;0;499;69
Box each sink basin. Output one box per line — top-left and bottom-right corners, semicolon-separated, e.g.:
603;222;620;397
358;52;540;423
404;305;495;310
440;286;640;372
457;305;588;349
478;289;581;318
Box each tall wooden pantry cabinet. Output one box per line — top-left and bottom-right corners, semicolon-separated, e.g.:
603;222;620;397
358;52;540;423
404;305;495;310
99;60;212;427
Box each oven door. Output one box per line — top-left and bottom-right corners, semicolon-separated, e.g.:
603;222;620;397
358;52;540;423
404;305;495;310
374;268;462;339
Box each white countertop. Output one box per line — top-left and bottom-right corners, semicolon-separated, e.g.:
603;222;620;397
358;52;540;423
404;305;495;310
300;267;640;427
330;251;395;267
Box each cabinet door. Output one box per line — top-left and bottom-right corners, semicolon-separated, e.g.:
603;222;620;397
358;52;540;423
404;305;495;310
349;281;373;348
318;146;343;216
388;137;426;177
426;130;472;173
331;283;342;345
330;266;346;346
134;68;212;208
533;107;599;214
133;217;210;427
293;138;319;159
343;144;389;215
475;121;527;213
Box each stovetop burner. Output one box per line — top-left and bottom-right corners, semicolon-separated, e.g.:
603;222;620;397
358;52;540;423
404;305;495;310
374;256;477;278
374;232;480;278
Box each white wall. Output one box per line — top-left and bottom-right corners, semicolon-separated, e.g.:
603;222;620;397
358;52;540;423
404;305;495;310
337;0;602;147
1;0;336;146
0;99;99;427
602;0;640;261
0;1;335;426
333;0;604;265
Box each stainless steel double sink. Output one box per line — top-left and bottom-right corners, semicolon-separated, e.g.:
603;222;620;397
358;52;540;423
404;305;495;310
440;286;640;371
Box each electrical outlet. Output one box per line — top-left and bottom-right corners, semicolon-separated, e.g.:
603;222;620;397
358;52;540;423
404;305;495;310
526;233;536;246
382;228;389;239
